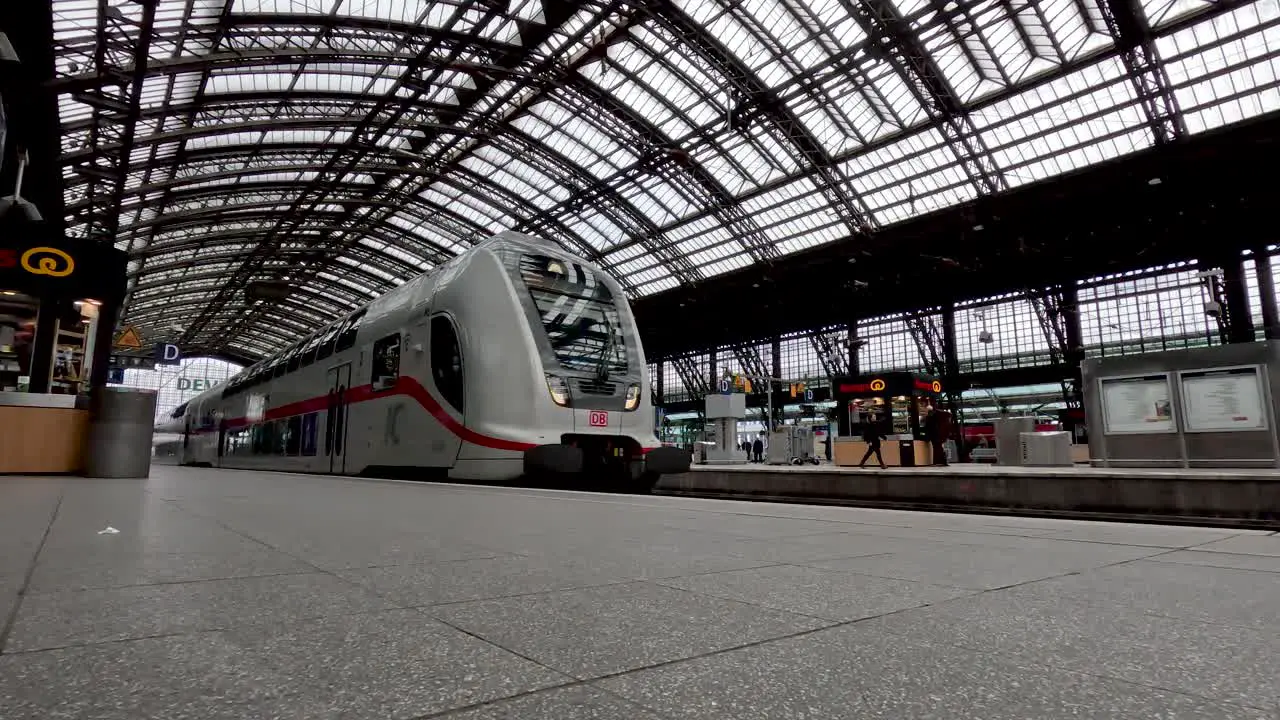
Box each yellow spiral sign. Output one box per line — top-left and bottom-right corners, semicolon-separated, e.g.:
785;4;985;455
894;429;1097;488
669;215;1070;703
932;380;942;393
869;378;885;392
21;247;75;278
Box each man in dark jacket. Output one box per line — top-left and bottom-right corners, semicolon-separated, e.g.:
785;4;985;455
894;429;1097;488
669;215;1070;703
858;416;887;469
751;434;764;463
925;408;952;466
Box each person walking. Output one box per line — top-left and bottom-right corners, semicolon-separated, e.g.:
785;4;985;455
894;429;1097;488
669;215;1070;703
858;415;887;469
926;407;951;466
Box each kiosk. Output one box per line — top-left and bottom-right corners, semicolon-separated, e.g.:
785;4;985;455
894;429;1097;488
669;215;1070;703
830;372;943;467
0;218;128;473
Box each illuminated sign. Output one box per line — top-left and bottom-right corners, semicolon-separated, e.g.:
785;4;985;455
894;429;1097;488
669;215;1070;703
0;238;126;303
21;247;75;277
0;247;76;277
932;380;942;393
869;378;886;392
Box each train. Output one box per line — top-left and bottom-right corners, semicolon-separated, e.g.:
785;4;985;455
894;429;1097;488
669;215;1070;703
164;231;690;488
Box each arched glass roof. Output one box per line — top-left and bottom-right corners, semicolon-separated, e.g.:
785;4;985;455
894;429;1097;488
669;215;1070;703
49;0;1280;359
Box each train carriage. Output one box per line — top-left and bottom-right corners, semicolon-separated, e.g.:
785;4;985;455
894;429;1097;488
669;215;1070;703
171;231;689;488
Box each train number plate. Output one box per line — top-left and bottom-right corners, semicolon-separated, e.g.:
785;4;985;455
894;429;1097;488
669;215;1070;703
588;410;609;427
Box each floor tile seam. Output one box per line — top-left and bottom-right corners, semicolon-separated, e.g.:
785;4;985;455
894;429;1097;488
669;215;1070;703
0;603;409;657
20;568;324;596
159;498;608;695
646;578;850;625
411;676;680;720
0;485;65;655
325;551;527;571
784;559;986;591
1143;556;1280;575
412;562;797;611
865;620;1277;713
870;575;1280;639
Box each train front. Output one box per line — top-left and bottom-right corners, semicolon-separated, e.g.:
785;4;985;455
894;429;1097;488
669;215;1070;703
508;241;690;482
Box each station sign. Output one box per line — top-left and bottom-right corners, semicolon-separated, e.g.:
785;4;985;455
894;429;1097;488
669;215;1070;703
176;378;214;392
154;343;181;366
834;373;942;398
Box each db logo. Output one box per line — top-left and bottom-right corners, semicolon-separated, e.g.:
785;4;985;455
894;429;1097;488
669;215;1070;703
588;410;609;427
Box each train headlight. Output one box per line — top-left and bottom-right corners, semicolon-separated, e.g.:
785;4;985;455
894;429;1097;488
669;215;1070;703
624;383;641;411
545;374;571;407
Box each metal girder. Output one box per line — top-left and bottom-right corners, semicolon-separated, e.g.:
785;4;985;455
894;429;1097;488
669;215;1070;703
1097;0;1186;144
60;116;484;165
655;8;876;239
177;0;527;349
729;345;770;388
555;73;764;275
906;312;946;376
1026;286;1084;409
671;354;710;401
809;328;848;377
60;92;464;134
67;0;160;244
844;0;1005;196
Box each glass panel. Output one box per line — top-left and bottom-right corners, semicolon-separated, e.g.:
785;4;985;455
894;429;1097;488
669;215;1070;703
518;253;628;376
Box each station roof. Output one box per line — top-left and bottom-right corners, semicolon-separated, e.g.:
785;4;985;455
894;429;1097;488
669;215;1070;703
48;0;1277;359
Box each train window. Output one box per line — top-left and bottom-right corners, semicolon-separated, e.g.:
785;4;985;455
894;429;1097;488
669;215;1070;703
286;416;302;456
372;334;401;391
335;309;366;353
286;343;304;373
430;316;465;413
301;413;318;456
316;323;342;362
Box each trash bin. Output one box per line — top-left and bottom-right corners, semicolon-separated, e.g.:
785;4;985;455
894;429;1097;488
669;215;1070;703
83;387;157;478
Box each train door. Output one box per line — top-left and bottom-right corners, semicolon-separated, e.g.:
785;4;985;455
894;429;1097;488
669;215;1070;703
325;363;352;473
424;314;464;468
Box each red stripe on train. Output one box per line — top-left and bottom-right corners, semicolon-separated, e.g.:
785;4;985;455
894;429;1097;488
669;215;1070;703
213;375;658;454
218;375;536;452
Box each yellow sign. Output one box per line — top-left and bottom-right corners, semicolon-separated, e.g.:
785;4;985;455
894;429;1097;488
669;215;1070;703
20;247;75;278
932;380;942;393
869;378;886;392
114;326;143;350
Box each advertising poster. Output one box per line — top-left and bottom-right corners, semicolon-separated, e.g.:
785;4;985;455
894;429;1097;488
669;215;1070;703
1180;367;1267;432
1101;374;1175;433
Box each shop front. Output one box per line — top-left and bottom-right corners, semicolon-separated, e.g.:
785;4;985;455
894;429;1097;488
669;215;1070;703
0;231;127;472
829;371;944;467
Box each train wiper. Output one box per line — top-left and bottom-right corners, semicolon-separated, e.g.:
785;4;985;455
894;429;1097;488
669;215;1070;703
594;314;615;382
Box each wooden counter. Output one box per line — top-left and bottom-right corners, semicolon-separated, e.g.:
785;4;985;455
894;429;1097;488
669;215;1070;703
0;395;90;474
834;437;934;467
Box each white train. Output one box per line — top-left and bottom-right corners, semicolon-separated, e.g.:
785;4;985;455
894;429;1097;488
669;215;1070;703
166;231;689;488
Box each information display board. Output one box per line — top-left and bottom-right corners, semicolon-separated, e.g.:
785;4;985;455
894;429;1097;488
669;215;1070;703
1179;366;1268;433
1100;374;1175;434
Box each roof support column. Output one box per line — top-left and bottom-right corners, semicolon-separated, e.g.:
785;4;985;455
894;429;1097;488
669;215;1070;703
1219;252;1255;344
847;321;860;377
1254;247;1280;341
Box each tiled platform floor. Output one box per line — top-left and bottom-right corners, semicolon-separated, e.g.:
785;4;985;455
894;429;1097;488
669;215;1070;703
1;466;1278;719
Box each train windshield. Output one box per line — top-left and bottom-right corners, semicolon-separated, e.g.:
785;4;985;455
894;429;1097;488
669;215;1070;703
518;254;628;377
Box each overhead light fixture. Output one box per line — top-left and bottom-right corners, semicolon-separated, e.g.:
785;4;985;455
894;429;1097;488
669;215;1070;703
1148;177;1162;185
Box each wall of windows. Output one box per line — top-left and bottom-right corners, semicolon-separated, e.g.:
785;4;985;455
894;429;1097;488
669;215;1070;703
653;251;1280;405
109;356;243;423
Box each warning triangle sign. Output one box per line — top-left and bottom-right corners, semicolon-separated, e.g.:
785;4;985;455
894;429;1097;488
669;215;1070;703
113;326;143;350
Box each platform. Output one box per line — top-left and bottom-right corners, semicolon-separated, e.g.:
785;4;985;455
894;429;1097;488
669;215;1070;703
2;467;1278;718
659;463;1280;527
